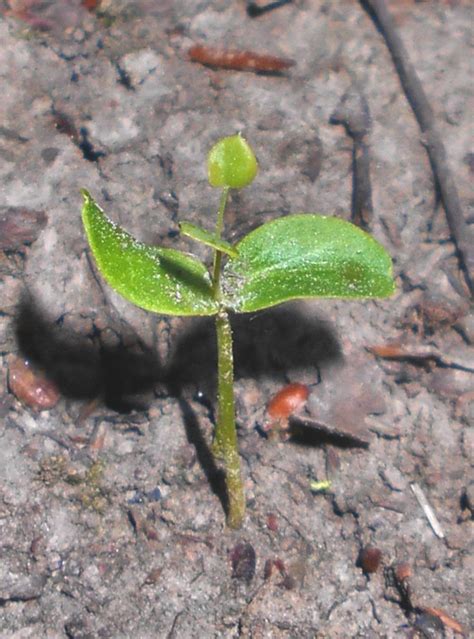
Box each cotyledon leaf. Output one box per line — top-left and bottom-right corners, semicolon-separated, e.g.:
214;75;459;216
221;214;395;313
81;190;218;316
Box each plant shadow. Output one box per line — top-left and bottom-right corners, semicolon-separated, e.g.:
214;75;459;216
178;398;229;518
13;295;342;515
166;304;342;398
14;294;161;413
288;421;369;450
166;304;342;511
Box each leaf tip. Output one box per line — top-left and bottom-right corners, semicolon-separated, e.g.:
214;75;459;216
80;188;93;205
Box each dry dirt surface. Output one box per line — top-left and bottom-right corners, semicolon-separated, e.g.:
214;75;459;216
0;1;473;637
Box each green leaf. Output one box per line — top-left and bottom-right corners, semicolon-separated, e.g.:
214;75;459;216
81;190;219;316
208;134;258;189
179;221;239;258
221;214;395;313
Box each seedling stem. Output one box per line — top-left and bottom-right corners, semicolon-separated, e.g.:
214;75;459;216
212;186;230;298
214;311;245;527
210;185;245;527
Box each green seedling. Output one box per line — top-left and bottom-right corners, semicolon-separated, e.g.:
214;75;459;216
81;134;395;528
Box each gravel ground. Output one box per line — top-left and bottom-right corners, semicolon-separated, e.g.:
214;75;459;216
0;1;472;637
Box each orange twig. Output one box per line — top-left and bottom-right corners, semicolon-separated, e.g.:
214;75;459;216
188;44;295;73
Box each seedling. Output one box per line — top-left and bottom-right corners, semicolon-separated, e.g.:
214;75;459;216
81;134;395;528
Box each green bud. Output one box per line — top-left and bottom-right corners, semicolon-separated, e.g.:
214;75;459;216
207;134;258;189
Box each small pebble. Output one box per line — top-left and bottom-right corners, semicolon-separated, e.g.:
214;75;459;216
266;512;278;531
394;562;411;582
280;573;296;590
230;542;256;583
146;487;162;502
414;612;444;639
144;567;162;585
8;356;60;411
127;491;145;505
357;546;382;574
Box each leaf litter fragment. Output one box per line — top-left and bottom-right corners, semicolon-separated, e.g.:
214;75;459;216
298;352;386;447
189;44;295;73
420;607;466;636
368;343;474;372
385;553;466;635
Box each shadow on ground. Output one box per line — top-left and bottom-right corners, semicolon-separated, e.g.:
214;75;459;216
14;293;343;516
15;294;161;413
15;294;342;406
167;306;342;397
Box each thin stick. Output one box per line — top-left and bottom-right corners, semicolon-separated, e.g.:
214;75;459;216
410;482;445;539
331;86;373;229
361;0;474;294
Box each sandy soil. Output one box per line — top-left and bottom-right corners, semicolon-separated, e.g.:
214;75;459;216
0;1;472;637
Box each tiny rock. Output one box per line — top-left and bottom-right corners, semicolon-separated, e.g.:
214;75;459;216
144;567;162;585
266;512;278;531
230;541;256;583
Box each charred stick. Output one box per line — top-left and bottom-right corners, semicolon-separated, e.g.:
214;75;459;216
331;87;373;229
361;0;474;295
247;0;292;18
352;142;373;230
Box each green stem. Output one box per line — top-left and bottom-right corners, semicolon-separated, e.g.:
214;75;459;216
212;187;229;298
210;186;245;528
214;311;245;528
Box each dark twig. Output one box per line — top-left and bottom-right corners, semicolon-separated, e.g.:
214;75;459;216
247;0;292;18
330;86;373;229
361;0;474;295
166;611;184;639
